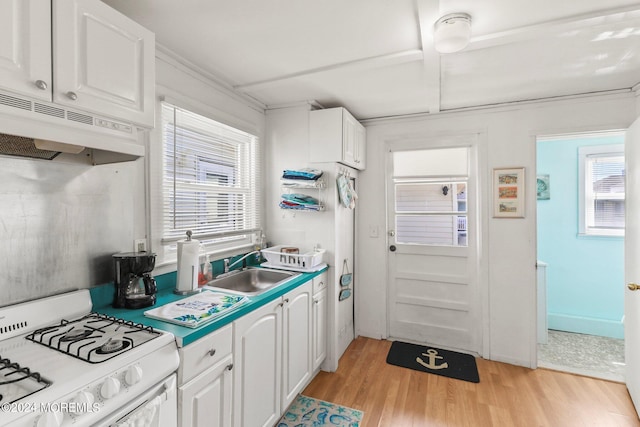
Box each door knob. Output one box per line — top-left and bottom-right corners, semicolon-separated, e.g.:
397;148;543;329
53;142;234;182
389;245;396;252
628;283;640;291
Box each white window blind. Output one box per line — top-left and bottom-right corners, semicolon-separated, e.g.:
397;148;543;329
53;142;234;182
161;103;261;246
578;144;624;237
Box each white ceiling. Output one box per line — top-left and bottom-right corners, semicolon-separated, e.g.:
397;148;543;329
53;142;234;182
102;0;640;120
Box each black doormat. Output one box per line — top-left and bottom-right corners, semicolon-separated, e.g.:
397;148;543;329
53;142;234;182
386;341;480;383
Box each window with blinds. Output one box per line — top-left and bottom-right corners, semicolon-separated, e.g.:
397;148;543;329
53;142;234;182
579;144;625;236
161;103;261;249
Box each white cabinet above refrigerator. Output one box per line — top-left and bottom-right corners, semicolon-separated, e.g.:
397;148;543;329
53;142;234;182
310;107;366;170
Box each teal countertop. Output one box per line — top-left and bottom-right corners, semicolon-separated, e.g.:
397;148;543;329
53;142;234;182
90;266;327;347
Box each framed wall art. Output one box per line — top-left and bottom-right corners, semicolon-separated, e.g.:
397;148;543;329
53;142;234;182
493;167;525;218
537;174;550;200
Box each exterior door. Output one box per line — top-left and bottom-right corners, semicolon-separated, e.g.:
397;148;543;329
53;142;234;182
386;139;481;354
625;115;640;412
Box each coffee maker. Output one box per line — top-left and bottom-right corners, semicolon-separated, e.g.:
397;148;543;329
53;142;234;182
113;252;158;309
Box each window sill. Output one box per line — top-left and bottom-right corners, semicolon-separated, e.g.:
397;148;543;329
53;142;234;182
577;232;624;240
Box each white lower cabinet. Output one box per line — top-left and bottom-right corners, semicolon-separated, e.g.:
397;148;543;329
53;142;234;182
177;324;233;427
176;278;322;427
233;281;312;427
233;297;282;427
282;281;313;408
312;272;328;371
179;354;233;427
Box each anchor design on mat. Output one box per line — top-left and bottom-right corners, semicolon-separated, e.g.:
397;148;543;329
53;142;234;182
416;348;449;370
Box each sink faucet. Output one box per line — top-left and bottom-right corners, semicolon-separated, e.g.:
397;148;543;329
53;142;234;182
223;250;261;274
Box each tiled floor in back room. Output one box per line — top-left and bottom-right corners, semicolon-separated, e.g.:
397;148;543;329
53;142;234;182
537;329;625;382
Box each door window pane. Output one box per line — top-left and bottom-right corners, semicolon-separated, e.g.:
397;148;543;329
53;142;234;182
393;147;469;247
396;183;466;213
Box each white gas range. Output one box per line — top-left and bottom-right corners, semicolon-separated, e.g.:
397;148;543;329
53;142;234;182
0;290;179;427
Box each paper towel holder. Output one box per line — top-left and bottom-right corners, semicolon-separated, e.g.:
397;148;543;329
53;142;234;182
174;230;204;295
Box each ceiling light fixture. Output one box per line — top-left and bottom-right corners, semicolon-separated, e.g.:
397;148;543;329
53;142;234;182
434;13;472;54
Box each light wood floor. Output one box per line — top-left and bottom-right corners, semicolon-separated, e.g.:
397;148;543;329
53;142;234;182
302;337;640;427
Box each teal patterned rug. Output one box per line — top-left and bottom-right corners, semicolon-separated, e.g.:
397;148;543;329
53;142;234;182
277;395;364;427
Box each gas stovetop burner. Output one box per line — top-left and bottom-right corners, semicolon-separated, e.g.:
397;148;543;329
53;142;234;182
0;357;51;404
96;339;131;354
25;313;161;364
59;329;93;342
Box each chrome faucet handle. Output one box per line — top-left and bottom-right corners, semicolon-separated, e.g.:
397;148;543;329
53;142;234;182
223;258;230;273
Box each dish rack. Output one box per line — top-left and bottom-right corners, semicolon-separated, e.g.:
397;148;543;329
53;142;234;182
261;245;325;270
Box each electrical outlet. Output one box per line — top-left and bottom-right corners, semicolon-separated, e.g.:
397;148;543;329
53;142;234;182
134;239;147;252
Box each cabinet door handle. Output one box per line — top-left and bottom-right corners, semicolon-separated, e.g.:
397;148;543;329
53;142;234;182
314;299;319;304
207;349;216;357
66;91;78;101
35;80;48;90
226;363;234;371
284;298;289;303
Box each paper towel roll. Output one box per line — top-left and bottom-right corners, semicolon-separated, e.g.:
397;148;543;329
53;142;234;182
176;239;200;293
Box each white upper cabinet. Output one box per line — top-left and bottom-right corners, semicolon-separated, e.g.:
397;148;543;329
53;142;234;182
0;0;52;101
53;0;155;127
0;0;155;128
310;107;366;170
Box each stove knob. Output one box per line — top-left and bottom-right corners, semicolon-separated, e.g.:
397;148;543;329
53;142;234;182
100;377;121;399
72;390;95;413
125;365;143;385
37;410;63;427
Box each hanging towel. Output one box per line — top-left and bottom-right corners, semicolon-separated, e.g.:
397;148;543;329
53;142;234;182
347;178;358;209
337;173;352;208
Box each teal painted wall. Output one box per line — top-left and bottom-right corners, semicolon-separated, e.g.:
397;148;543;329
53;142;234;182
537;134;624;339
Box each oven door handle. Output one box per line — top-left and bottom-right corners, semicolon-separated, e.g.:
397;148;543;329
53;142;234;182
161;374;176;401
110;374;177;427
113;395;162;427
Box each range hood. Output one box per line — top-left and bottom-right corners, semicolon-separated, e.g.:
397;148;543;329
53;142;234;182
0;92;145;165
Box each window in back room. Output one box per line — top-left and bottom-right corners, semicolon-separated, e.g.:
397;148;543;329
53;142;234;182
578;143;625;237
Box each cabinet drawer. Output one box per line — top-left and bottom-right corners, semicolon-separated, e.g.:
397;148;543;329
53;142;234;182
178;324;232;385
312;273;327;294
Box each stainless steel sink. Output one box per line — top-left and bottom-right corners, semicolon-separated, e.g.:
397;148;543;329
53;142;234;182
203;268;300;296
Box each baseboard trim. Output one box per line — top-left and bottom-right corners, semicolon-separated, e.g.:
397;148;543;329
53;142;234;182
547;313;623;339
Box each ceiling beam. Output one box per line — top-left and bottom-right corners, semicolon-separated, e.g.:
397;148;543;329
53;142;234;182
467;5;640;51
233;49;423;93
415;0;441;113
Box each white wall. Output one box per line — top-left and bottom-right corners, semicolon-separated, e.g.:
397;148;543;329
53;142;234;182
356;92;638;367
